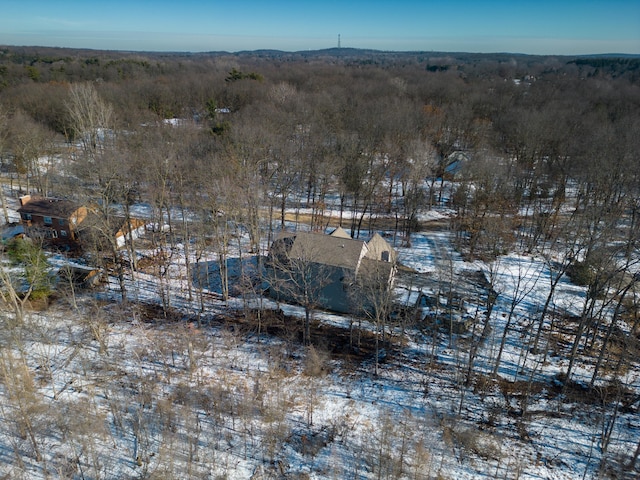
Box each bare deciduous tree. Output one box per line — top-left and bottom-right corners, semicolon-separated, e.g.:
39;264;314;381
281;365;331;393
65;82;115;161
265;235;335;345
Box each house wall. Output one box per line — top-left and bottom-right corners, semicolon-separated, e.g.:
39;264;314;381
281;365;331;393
318;267;353;313
365;233;397;263
265;263;355;314
20;206;87;247
22;213;72;242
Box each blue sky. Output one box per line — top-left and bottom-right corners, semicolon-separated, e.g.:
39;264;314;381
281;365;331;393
1;1;639;54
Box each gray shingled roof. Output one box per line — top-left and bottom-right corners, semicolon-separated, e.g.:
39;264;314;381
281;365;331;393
287;231;366;271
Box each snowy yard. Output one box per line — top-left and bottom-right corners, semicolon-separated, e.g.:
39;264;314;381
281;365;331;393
1;202;638;480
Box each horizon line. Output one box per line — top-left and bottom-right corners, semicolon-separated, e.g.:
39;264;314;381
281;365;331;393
2;43;639;58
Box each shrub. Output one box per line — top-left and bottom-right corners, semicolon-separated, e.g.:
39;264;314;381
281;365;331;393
567;260;596;286
5;238;52;301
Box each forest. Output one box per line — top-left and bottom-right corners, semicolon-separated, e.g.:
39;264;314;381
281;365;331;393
0;45;639;479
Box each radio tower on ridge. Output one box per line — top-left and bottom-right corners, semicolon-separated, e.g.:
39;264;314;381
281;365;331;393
338;34;341;49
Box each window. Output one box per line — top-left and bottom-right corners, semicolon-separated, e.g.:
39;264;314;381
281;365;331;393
50;230;58;239
44;216;52;225
60;230;68;237
381;251;390;262
59;218;65;226
23;213;32;221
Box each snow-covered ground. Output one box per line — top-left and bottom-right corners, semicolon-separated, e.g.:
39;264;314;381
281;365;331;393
0;190;638;479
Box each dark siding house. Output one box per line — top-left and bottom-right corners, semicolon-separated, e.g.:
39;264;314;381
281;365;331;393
17;195;88;249
265;228;397;314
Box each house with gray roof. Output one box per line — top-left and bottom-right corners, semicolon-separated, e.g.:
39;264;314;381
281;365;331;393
265;228;396;314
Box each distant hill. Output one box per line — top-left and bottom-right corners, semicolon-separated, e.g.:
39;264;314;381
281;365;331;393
2;43;638;62
1;44;638;88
